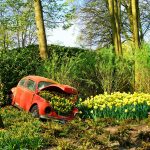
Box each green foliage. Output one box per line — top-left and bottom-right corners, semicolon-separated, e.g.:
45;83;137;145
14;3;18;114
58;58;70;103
37;52;75;85
95;47;134;93
1;106;150;149
47;44;85;58
0;45;40;101
69;47;133;97
1;43;150;103
134;44;150;92
42;0;75;29
68;50;100;97
0;44;85;103
0;106;42;149
0;0;36;50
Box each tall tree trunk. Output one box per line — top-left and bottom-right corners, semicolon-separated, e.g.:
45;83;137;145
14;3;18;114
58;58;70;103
131;0;140;48
34;0;48;59
131;0;140;91
114;0;122;55
108;0;122;56
125;0;134;41
108;0;117;54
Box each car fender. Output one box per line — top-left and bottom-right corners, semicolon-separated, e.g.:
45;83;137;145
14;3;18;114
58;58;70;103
38;101;51;115
30;95;52;115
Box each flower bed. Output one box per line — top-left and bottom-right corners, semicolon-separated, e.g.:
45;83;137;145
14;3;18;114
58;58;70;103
79;92;150;120
39;91;75;115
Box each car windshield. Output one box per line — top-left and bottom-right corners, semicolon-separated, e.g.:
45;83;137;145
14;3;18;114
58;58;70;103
38;81;52;90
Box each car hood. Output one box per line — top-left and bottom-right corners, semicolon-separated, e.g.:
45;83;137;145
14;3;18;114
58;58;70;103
40;84;78;95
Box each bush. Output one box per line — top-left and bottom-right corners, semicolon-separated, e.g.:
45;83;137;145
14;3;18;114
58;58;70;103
134;44;150;93
69;50;102;97
95;47;134;93
47;44;85;58
0;44;85;102
0;46;40;102
1;43;150;103
36;50;98;98
36;53;76;85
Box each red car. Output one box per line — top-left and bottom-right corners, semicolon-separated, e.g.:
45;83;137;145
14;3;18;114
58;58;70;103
10;75;78;121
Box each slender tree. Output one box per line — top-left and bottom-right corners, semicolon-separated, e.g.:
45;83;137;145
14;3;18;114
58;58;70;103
77;0;149;49
131;0;140;48
77;0;112;48
114;0;122;55
0;0;37;50
34;0;48;59
122;0;147;46
108;0;122;56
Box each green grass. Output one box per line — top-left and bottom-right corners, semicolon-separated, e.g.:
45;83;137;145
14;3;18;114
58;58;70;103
0;106;42;149
1;106;150;150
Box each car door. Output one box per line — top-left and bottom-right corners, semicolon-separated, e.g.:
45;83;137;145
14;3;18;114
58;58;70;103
14;78;26;106
19;79;36;110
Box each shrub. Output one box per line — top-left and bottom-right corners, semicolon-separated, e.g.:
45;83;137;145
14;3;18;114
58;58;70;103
1;43;150;103
95;47;134;93
0;46;40;102
134;44;150;93
68;50;102;97
0;44;84;101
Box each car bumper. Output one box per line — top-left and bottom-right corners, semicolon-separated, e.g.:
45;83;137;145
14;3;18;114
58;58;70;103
40;108;78;121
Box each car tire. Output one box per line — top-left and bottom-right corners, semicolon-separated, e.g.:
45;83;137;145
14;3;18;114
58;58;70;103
30;105;39;118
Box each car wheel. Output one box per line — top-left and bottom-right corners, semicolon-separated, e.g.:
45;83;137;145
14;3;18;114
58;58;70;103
30;105;39;118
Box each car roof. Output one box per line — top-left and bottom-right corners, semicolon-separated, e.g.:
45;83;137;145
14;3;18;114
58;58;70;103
23;75;58;84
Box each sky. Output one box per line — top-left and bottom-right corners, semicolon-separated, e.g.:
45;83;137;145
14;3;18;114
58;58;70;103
46;25;80;47
47;26;150;49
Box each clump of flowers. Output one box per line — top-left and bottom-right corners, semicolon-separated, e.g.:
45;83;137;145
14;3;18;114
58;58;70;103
39;90;75;115
79;92;150;120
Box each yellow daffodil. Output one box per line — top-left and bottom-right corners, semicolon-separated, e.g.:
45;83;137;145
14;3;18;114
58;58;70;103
125;109;128;113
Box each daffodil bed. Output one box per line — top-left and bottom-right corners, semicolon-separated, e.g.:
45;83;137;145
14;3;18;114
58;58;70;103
79;92;150;120
39;90;74;115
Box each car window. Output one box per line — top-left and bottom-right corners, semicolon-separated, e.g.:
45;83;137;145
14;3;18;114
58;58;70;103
18;79;26;87
38;81;52;90
26;79;36;91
